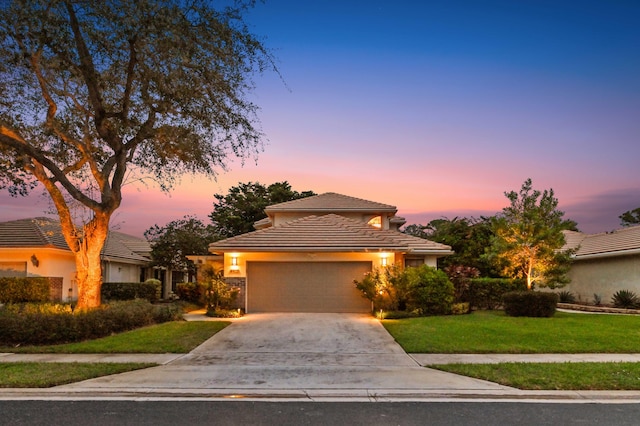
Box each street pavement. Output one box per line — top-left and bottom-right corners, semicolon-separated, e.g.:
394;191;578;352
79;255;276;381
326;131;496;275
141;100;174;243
2;312;640;402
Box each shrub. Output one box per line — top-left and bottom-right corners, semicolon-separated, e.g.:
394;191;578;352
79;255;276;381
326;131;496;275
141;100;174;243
0;300;182;346
206;308;242;318
444;265;480;303
593;293;602;306
558;290;576;303
467;278;526;310
503;291;558;317
611;290;640;309
0;277;50;303
175;282;203;304
404;265;454;315
451;302;471;315
101;282;159;302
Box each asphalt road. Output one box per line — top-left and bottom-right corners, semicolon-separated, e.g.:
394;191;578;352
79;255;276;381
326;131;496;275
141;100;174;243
1;401;638;426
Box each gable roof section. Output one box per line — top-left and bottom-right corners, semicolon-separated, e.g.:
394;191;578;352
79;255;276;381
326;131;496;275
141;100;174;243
0;217;68;250
563;226;640;259
265;192;397;214
102;231;151;264
209;214;452;254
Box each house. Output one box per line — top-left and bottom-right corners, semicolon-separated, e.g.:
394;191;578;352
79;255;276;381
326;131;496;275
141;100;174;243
562;225;640;304
0;217;156;301
205;192;453;313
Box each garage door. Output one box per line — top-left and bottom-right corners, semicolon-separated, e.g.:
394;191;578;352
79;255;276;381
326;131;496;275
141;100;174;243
247;261;372;313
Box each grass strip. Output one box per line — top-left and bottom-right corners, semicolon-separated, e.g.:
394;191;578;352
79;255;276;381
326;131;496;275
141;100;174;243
1;321;230;354
0;362;155;388
383;310;640;353
431;362;640;390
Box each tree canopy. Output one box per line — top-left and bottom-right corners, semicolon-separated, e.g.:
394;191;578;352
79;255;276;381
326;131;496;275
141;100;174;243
488;178;577;289
620;208;640;227
209;181;316;238
144;216;218;279
0;0;274;308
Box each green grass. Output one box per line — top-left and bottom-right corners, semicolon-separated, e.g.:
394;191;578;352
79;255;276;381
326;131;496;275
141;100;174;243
432;362;640;390
1;321;230;354
383;310;640;353
0;362;155;388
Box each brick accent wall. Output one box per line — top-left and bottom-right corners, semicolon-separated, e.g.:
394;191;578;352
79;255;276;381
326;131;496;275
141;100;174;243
224;277;246;310
48;277;63;302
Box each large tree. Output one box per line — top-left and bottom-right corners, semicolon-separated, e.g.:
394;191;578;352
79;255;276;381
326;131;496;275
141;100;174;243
0;0;274;308
620;208;640;227
404;216;498;276
209;181;315;238
488;178;577;290
144;216;218;280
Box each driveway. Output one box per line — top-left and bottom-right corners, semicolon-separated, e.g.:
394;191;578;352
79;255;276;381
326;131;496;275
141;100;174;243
60;313;511;398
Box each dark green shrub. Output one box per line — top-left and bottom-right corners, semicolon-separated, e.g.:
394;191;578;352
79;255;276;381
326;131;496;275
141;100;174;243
503;291;558;317
0;277;49;303
611;290;640;309
444;265;480;303
175;282;203;304
0;300;182;346
206;308;242;318
558;290;576;303
467;278;527;310
101;282;159;302
405;265;454;315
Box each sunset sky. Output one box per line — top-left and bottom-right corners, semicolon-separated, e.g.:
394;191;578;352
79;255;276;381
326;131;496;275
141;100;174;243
1;0;639;237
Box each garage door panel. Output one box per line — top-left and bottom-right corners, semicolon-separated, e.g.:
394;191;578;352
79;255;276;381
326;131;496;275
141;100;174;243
247;261;371;313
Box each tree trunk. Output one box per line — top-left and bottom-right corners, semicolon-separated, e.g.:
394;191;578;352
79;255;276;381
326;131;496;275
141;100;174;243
73;214;110;310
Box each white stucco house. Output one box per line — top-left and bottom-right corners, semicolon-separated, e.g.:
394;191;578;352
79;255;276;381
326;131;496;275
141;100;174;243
202;192;453;313
561;225;640;304
0;217;155;301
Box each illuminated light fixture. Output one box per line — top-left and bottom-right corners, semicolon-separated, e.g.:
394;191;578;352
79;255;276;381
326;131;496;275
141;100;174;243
381;257;388;267
229;255;240;272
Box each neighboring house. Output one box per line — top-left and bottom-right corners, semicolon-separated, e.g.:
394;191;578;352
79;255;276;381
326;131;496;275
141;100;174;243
562;225;640;304
205;192;453;313
0;217;156;301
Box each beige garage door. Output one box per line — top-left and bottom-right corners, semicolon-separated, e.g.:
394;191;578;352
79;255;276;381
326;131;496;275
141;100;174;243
247;261;372;313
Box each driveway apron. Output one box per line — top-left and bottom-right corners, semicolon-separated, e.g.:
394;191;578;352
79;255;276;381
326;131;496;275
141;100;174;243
60;313;510;395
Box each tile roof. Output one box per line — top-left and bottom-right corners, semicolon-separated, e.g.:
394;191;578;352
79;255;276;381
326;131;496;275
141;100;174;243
209;214;452;254
0;217;68;249
563;226;640;259
0;218;151;264
265;192;397;213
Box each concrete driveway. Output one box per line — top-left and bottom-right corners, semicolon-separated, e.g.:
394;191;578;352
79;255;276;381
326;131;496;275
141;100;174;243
60;313;511;398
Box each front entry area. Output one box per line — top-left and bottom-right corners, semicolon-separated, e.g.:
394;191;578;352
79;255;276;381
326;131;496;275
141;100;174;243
246;261;372;313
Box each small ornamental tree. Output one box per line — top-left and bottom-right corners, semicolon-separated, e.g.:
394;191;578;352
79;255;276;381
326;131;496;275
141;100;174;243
488;178;577;290
620;208;640;227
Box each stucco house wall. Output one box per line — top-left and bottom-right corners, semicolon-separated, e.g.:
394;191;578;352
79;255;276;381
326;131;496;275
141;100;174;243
564;254;640;304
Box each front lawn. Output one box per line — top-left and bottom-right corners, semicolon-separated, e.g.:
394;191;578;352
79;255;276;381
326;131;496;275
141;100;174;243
0;362;155;388
1;321;230;354
383;310;640;353
432;362;640;390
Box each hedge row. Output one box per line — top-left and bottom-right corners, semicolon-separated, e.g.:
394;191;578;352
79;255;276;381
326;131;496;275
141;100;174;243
101;281;160;302
0;299;182;346
503;291;559;317
0;277;50;303
467;278;527;310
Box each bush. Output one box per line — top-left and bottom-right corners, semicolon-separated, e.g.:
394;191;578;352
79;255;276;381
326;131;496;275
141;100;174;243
444;265;480;303
558;290;576;303
405;265;454;315
101;281;159;302
175;282;203;304
0;300;182;346
503;291;558;317
611;290;640;309
467;278;527;310
0;277;50;303
452;302;471;315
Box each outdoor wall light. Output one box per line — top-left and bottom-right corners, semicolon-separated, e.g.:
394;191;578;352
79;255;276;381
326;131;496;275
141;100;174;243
381;257;388;267
30;254;39;267
230;255;240;272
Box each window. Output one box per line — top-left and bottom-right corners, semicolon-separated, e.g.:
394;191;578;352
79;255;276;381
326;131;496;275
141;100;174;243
0;262;27;278
404;258;423;268
367;216;382;228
